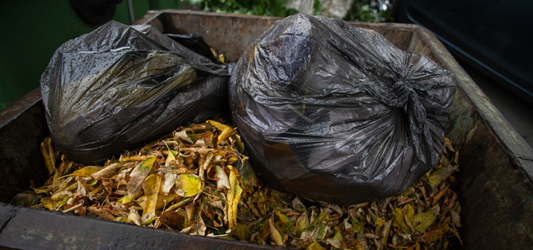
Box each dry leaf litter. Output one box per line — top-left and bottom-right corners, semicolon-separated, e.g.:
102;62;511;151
13;120;462;250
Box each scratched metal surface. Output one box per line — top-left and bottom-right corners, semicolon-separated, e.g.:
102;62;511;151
0;10;532;249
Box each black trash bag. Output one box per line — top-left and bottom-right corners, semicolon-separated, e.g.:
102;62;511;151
166;33;221;64
229;14;456;205
40;21;230;165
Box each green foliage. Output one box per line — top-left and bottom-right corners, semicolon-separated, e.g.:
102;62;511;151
313;0;321;15
184;0;391;23
185;0;298;17
345;1;393;23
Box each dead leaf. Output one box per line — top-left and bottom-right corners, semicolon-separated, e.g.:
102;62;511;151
127;157;155;194
269;215;284;246
412;210;436;234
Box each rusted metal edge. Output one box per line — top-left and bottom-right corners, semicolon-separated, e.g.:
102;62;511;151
0;88;42;129
131;11;161;25
143;9;421;32
413;27;533;173
145;9;281;21
0;204;274;250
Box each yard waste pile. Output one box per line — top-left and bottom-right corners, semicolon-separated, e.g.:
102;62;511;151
40;21;230;165
229;14;456;205
13;121;463;249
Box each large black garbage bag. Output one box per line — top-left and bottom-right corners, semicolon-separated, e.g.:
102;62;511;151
40;21;230;165
229;14;456;205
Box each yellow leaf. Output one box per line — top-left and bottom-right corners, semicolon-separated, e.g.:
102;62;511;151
165;197;192;212
33;187;53;195
163;141;176;167
180;174;202;197
306;242;324;250
413;210;436;234
156;194;178;210
206;120;235;144
127;157;155;194
401;187;414;196
405;204;415;224
118;196;134;204
91;163;121;179
40;137;56;175
382;220;392;246
41;197;54;211
227;169;243;229
142;174;162;223
269;215;284;246
71;166;101;177
370;211;385;227
275;210;295;233
294;212;309;237
422;217;450;243
394;206;411;234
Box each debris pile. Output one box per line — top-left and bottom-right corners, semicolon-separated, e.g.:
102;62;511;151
14;121;462;249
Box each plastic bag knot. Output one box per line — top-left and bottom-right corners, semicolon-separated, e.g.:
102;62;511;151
391;80;416;108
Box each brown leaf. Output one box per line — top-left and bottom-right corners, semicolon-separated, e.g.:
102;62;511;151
422;217;451;243
432;185;449;206
160;210;185;230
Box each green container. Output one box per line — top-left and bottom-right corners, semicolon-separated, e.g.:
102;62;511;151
0;0;180;110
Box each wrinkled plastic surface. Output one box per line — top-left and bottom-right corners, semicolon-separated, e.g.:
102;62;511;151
229;14;456;205
40;21;230;165
166;33;221;64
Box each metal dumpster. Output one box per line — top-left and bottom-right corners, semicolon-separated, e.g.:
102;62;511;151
1;10;532;249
